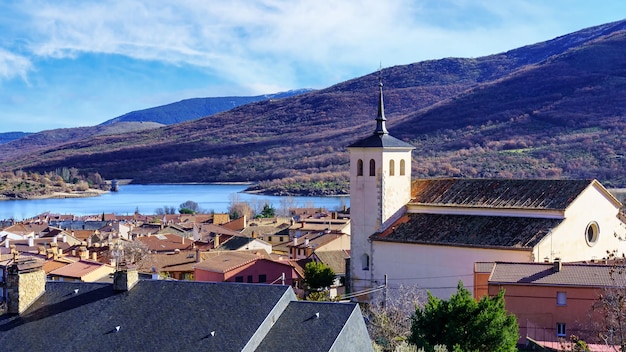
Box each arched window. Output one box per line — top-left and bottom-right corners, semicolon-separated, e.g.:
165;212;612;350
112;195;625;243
400;159;406;176
389;160;395;176
361;253;370;270
357;159;364;176
369;159;376;176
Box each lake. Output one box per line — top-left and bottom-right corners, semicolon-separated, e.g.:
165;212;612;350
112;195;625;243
0;184;350;221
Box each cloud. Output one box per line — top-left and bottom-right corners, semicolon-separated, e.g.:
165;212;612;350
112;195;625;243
0;48;32;82
7;0;625;93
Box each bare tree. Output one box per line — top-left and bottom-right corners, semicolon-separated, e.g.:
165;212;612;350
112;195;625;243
591;251;626;351
105;240;152;270
363;285;426;352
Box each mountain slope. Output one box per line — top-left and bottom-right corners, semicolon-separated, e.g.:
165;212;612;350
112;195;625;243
101;89;314;125
2;20;626;187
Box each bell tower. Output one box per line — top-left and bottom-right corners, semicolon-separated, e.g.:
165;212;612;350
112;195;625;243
347;78;414;295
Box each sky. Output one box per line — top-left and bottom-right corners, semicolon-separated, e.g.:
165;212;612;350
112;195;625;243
1;1;625;133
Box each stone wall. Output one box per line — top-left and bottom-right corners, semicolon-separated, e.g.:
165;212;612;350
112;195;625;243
7;268;46;314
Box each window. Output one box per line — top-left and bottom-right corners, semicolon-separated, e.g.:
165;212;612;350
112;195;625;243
389;160;395;176
400;159;406;176
361;254;370;271
557;291;567;306
235;276;244;282
369;159;376;176
357;159;364;176
259;274;267;283
268;236;272;242
585;221;600;246
556;323;566;337
280;236;284;242
247;275;253;283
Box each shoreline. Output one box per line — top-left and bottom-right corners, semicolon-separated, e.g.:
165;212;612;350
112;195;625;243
0;189;108;201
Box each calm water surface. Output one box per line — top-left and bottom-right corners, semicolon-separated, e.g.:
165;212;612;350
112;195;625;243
0;184;349;221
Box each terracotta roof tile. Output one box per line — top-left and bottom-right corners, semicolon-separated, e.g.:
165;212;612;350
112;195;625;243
489;262;626;287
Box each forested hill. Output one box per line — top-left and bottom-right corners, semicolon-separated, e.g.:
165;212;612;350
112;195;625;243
2;19;626;187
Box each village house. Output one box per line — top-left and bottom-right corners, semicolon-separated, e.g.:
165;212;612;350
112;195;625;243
476;261;626;350
0;257;372;351
348;82;626;299
194;250;302;286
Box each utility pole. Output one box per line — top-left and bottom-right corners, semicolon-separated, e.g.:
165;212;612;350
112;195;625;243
383;274;388;308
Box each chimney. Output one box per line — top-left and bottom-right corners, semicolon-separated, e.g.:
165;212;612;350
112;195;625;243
6;258;46;314
113;265;139;291
62;235;67;243
182;236;185;244
28;237;34;247
214;234;220;248
251;231;257;239
305;239;310;247
87;238;92;247
5;239;9;248
293;237;298;246
553;258;562;272
79;246;89;260
195;248;200;263
52;236;57;244
92;252;98;261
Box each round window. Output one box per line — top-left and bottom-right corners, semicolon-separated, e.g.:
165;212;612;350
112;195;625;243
585;221;599;246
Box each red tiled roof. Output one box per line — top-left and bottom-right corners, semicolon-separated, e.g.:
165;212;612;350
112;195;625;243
489;262;626;287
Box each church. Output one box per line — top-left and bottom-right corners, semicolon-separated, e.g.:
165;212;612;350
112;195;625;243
348;82;626;298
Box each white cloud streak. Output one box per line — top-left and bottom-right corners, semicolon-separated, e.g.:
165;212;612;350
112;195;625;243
2;0;624;93
0;48;32;82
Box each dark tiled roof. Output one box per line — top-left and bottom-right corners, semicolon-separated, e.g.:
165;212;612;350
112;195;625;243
489;262;626;287
0;280;294;352
256;301;371;352
218;235;263;250
410;179;593;209
348;133;415;149
371;213;562;248
313;250;350;275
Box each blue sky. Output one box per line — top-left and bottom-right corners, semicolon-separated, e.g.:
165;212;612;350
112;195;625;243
1;1;625;133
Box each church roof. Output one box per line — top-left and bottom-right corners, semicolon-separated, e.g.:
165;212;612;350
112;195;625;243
410;178;595;210
371;213;562;249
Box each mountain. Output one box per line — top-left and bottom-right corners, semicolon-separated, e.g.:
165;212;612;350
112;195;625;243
0;132;32;145
100;89;314;125
2;19;626;187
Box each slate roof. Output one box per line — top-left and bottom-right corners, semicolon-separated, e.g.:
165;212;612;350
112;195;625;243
371;213;562;248
218;235;267;251
0;280;294;352
410;178;594;210
347;133;415;149
489;262;626;287
256;301;371;352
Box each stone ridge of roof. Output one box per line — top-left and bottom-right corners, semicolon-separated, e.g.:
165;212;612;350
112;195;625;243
489;262;626;287
371;213;561;248
410;178;593;210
